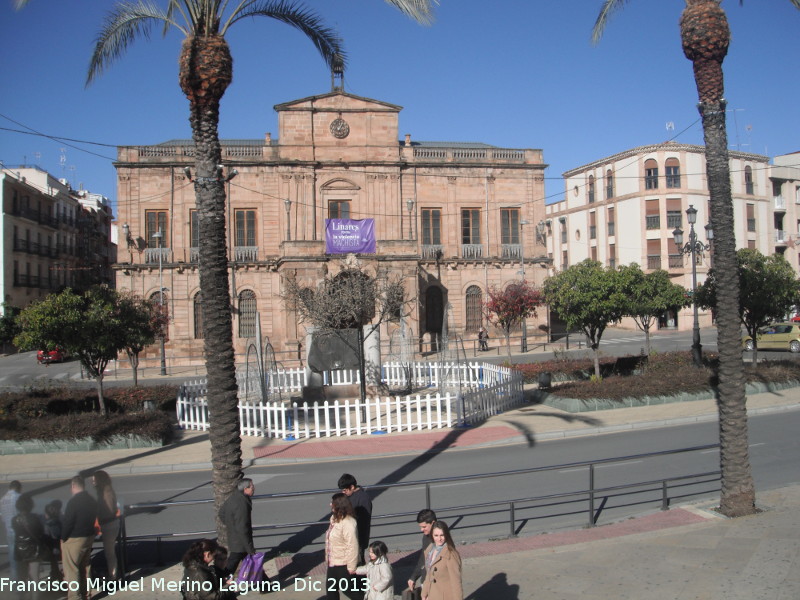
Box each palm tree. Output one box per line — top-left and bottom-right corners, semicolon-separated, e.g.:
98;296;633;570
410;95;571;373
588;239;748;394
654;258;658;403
15;0;435;540
592;0;800;518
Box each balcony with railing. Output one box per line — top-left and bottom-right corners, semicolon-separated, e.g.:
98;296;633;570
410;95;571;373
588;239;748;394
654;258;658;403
461;244;483;259
668;254;684;269
775;230;788;245
234;246;259;262
501;244;521;259
145;247;172;264
774;195;786;210
647;255;662;270
421;244;444;260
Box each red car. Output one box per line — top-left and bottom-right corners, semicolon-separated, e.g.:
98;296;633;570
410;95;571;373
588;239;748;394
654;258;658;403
37;348;67;364
791;315;800;323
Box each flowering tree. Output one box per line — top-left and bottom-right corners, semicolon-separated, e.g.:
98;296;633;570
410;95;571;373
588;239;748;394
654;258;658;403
484;281;543;359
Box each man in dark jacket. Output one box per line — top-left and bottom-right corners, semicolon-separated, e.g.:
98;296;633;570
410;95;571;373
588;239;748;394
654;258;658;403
338;473;372;564
219;478;255;574
404;508;437;600
61;476;98;600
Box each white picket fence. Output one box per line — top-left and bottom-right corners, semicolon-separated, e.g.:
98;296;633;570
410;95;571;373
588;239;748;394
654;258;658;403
176;361;524;439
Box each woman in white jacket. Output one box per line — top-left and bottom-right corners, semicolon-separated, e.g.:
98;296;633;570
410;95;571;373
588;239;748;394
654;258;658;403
356;541;393;600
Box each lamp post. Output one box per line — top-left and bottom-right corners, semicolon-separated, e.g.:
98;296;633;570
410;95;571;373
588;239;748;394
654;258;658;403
520;219;530;353
284;198;292;241
152;229;167;376
672;204;713;367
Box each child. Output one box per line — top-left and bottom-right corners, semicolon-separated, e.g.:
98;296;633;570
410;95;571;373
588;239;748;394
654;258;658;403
356;541;393;600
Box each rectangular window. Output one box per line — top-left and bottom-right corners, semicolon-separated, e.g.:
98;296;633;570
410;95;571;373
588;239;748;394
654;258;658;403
645;167;659;190
607;207;615;236
235;209;257;247
461;209;481;244
666;166;681;188
422;209;442;245
589;212;596;240
562;250;568;268
145;211;169;248
667;210;682;229
646;199;660;230
608;244;616;269
329;200;351;220
647;239;661;270
746;204;756;232
500;208;520;245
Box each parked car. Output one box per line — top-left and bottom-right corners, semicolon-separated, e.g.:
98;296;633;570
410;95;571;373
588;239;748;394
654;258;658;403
742;322;800;353
36;348;68;364
791;315;800;323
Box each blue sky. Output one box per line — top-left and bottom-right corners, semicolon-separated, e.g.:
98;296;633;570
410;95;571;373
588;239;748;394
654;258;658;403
1;1;798;213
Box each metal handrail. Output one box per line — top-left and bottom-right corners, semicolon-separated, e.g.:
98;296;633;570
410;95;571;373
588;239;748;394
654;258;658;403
118;443;721;574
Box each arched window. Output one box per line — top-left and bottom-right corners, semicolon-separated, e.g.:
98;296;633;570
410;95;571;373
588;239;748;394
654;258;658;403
605;169;614;199
193;292;204;339
238;290;257;338
644;159;659;190
465;285;483;333
588;175;595;203
665;158;681;188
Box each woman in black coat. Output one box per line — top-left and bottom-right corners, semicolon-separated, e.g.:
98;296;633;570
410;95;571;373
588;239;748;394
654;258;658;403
181;539;237;600
12;493;48;585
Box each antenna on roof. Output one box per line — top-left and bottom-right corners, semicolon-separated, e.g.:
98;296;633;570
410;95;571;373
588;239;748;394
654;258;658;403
666;122;674;131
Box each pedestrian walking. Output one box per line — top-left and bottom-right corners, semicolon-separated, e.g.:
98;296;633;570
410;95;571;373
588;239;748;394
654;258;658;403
1;480;22;579
478;328;489;351
180;539;237;600
325;492;362;600
218;478;256;575
92;470;120;580
338;473;372;564
12;493;48;595
355;540;393;600
421;521;461;600
60;476;97;600
404;508;437;600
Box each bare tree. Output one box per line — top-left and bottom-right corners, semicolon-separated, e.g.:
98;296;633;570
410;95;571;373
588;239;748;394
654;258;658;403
283;261;407;400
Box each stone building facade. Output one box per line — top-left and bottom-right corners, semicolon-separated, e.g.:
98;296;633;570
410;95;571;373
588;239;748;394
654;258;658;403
114;90;549;368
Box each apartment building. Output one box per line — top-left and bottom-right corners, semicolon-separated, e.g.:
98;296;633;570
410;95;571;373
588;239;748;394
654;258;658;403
769;152;800;270
545;142;772;331
1;166;115;314
113;88;549;367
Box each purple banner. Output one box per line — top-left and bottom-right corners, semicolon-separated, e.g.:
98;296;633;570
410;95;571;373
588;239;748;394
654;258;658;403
325;218;376;254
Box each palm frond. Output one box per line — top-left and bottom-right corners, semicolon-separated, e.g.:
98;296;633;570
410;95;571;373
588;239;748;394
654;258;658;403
787;0;800;9
224;0;345;70
591;0;631;45
382;0;438;26
87;1;181;87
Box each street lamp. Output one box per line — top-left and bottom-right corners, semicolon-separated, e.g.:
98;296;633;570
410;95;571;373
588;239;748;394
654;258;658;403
152;229;167;376
672;204;713;367
520;219;530;353
406;198;415;240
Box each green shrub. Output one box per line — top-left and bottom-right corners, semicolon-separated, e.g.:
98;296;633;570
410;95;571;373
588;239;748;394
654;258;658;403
0;384;180;442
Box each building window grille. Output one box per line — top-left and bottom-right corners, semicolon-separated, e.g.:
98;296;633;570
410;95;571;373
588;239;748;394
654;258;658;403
238;290;257;338
465;285;482;333
606;170;614;199
645;160;659;190
667;211;682;229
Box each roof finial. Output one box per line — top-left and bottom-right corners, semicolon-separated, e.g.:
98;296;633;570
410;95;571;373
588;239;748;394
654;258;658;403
331;54;344;92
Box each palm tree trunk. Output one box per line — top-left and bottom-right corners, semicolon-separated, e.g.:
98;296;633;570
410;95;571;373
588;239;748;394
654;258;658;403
682;0;756;518
699;99;756;517
181;35;243;542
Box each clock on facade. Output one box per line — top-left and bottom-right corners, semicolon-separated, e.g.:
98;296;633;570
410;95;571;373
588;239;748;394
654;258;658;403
329;117;350;139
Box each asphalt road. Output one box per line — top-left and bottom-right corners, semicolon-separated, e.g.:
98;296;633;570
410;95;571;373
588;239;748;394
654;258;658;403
14;409;800;565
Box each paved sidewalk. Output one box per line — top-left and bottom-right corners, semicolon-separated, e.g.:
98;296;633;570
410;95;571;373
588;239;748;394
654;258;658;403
1;380;799;598
23;483;798;599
